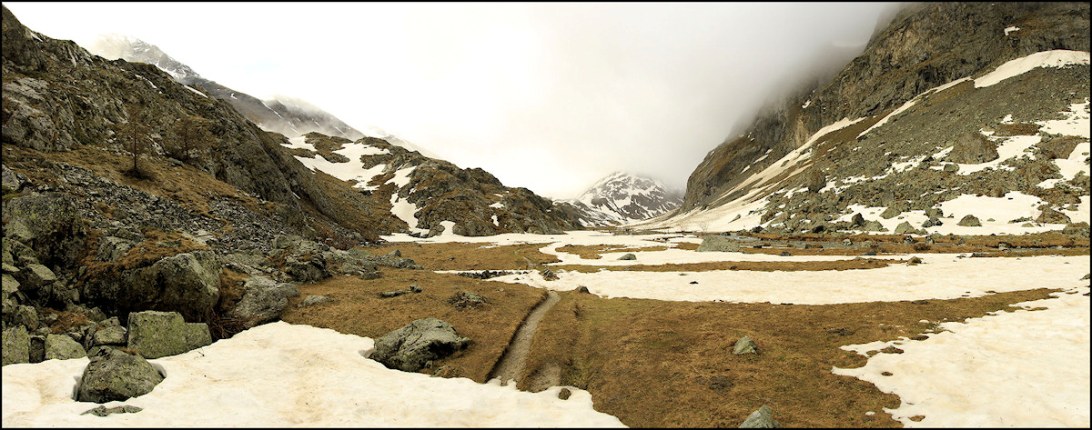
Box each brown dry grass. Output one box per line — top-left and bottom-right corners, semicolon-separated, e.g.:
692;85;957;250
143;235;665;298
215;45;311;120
280;269;546;382
5;145;261;215
520;288;1058;427
555;245;671;260
554;258;898;273
366;242;561;270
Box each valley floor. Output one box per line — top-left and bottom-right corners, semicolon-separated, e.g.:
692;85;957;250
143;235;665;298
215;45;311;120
3;230;1089;427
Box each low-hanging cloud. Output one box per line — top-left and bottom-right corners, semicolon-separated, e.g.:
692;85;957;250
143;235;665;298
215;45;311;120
5;2;903;198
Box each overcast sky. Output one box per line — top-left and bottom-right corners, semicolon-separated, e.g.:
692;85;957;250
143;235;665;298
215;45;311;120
6;2;902;199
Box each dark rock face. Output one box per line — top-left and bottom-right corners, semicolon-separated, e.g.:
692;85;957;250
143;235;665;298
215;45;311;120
681;3;1090;213
369;318;470;372
76;348;164;403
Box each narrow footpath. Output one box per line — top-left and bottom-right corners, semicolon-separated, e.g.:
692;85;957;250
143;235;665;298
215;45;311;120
487;290;561;385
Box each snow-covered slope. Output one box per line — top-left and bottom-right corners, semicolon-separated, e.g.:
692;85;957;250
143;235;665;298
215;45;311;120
564;172;682;227
87;35;368;142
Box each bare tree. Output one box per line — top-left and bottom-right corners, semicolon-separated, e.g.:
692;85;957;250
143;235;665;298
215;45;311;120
170;114;215;162
118;106;152;178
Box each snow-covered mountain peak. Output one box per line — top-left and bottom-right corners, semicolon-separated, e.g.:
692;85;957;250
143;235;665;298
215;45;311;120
566;172;682;226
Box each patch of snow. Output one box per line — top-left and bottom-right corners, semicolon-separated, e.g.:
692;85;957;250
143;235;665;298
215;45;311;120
487;254;1089;304
387;166;416;189
489;202;505;209
491;214;499;226
1038;100;1090;139
833;285;1089;427
1001;114;1014;124
974;50;1091;88
182;85;206;98
1003;25;1021;36
0;323;624;427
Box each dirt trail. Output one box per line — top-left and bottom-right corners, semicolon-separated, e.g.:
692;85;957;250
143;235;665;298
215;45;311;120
488;290;561;385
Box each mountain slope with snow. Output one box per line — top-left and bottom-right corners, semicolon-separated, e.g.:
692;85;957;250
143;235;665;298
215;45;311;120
645;3;1090;236
285;132;583;237
564;172;681;227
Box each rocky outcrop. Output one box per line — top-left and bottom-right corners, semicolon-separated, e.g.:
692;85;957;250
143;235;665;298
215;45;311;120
76;348;164;403
369;318;470;372
126;311;212;359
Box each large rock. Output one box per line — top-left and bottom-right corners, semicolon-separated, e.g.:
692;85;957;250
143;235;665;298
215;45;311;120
370;317;470;372
2;326;30;365
125;251;221;322
127;311;212;359
76;348;164;403
957;214;982;227
733;336;758;355
739;405;780;428
45;333;86;360
697;235;743;252
229;276;299;329
948;132;999;164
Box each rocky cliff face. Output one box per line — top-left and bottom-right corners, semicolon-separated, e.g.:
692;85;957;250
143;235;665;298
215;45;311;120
285;132;583;236
655;2;1090;236
563;172;682;227
1;5;428;347
683;2;1090;213
88;35;366;141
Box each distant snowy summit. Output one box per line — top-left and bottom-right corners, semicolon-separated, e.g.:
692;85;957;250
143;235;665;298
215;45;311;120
88;35;376;144
564;172;682;227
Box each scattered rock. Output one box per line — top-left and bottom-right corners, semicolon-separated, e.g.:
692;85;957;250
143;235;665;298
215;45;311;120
448;291;486;309
541;268;559;281
127;311;212;359
698;235;743;252
908;256;923;265
76;348;164;403
911;300;929;305
2;326;30;365
709;375;733;392
369;317;470;372
690;281;699;285
458;270;513;280
409;284;423;293
618;253;637;261
557;388;572;400
45;333;86;360
739;405;779;428
860;220;887;232
299;295;334;307
379;290;408;298
880;346;905;354
826;327;853;336
732;336;758;355
1036;206;1071;224
82;405;143;417
575;286;591;294
957;215;982;227
91;317;127;346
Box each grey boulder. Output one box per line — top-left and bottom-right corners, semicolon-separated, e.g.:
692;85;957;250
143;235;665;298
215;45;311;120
370;318;470;372
739;405;779;428
127;311;211;359
230;276;299;329
76;348;164;403
45;334;86;360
